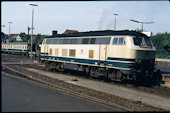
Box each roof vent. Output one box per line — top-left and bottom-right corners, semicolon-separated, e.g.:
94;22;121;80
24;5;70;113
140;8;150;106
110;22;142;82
52;30;58;36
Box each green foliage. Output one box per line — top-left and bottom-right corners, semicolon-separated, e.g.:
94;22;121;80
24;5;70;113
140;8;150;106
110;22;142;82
33;34;46;51
9;37;17;42
19;32;28;42
135;28;143;32
151;32;170;59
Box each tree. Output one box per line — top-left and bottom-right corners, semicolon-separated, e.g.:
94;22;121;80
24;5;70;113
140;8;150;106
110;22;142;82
151;32;170;59
33;34;47;51
9;37;17;42
135;28;144;32
19;32;28;42
1;32;6;42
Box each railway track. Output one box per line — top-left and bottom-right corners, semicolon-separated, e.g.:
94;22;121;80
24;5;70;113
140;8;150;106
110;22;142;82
1;53;170;111
12;63;170;99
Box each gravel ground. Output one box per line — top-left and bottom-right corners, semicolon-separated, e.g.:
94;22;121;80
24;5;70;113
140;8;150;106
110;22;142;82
20;64;170;99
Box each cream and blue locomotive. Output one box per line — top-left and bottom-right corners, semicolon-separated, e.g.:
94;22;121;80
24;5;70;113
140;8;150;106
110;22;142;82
40;30;161;83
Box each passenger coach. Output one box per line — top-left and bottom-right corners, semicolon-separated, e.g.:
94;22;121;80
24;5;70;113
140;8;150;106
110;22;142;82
1;42;28;55
40;30;161;83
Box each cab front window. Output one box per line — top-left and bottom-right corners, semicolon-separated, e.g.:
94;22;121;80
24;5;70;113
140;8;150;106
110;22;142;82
133;36;153;47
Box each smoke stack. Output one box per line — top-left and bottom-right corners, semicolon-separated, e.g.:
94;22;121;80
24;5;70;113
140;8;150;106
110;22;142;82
52;30;58;36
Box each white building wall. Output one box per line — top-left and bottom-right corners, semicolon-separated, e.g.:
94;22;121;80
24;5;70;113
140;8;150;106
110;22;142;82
16;35;23;41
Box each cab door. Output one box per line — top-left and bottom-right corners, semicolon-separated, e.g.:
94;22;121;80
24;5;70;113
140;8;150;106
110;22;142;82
44;45;49;59
99;45;107;66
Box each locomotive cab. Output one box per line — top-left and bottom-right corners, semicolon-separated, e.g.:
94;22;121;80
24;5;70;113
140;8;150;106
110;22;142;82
132;35;156;60
129;35;161;83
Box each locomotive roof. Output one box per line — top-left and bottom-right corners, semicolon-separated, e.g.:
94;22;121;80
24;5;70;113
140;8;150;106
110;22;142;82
48;30;149;38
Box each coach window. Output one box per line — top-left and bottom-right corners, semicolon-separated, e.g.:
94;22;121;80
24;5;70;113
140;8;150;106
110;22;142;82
50;39;54;44
89;38;96;44
113;38;118;45
49;39;53;44
100;37;111;44
53;39;57;44
63;39;71;44
58;39;64;44
95;38;101;44
71;39;78;44
82;38;89;44
77;38;83;44
46;39;50;44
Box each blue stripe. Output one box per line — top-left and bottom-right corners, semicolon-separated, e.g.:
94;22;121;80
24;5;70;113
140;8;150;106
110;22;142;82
1;49;27;52
106;61;134;68
43;56;99;65
40;56;134;74
119;70;133;74
1;49;7;51
107;57;135;62
8;49;27;52
41;53;48;55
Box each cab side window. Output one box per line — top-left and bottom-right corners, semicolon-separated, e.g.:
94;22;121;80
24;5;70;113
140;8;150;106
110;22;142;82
113;37;126;45
118;38;126;45
113;38;118;45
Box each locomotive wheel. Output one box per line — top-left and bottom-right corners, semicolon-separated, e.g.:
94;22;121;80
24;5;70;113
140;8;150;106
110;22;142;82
44;61;51;71
94;68;100;77
156;69;162;82
84;67;90;78
152;69;162;85
116;71;124;82
56;64;60;71
107;69;114;80
57;63;64;72
85;67;89;74
90;67;95;77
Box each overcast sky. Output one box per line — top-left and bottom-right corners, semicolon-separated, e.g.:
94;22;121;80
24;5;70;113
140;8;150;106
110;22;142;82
1;1;170;35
